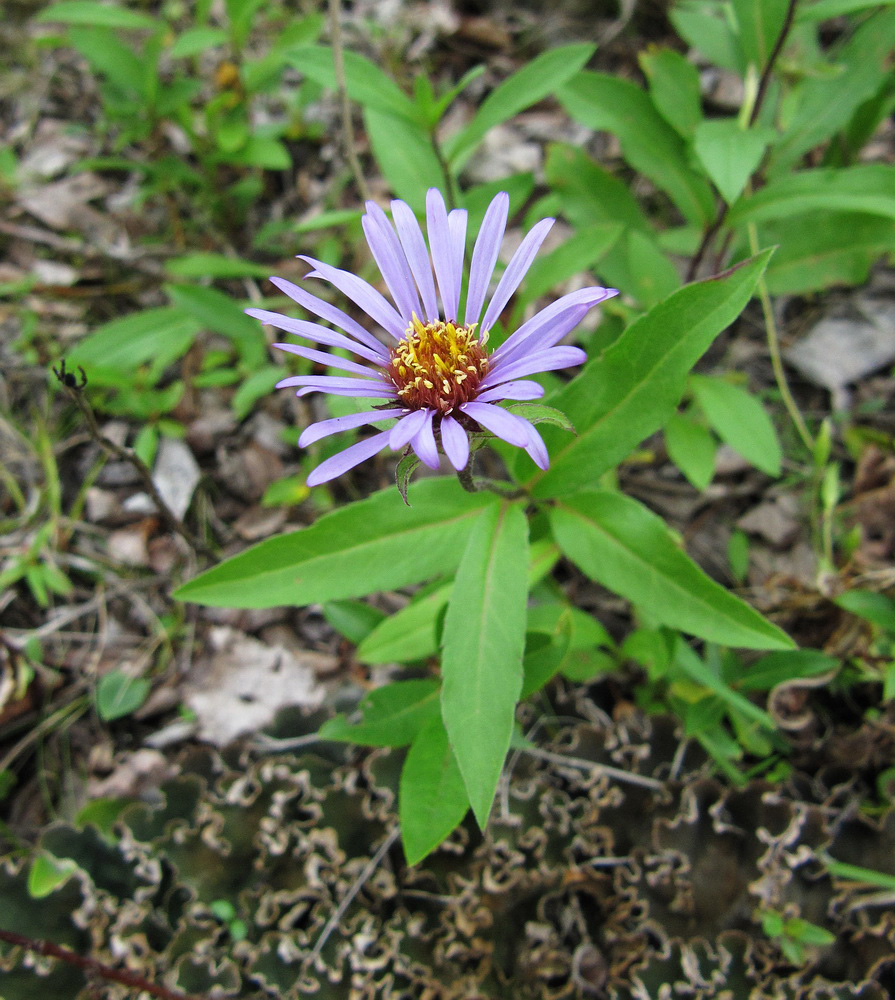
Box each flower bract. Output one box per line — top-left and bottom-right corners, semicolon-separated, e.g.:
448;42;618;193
247;189;617;486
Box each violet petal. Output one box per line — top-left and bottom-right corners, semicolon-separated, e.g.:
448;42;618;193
475;380;545;402
267;277;390;359
464;192;509;327
440;414;469;470
493;286;617;366
362;201;422;322
388;408;429;450
246;307;387;367
299;408;405;447
391;200;440;322
411;409;440;468
480;217;554;334
459;401;530;447
276;374;390;391
274;342;382;377
480;346;587;390
306;430;393;486
426;189;460;321
299;255;406;339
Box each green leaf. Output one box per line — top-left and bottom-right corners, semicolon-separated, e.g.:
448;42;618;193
357;581;450;665
670;0;745;73
441;502;529;828
692;120;773;205
445;43;596;169
67;307;199;373
798;0;895;22
528;251;773;498
65;26;146;98
558;71;716;225
624;229;682;309
365;109;445;213
166;284;264;364
769;9;895;173
166;253;272;279
96;670;151;721
834;589;895;631
322;599;387;644
690;375;781;476
738;649;839;692
37;1;158;28
729;165;895;226
757;211;895;295
521;607;573;698
319;679;440;747
821;856;895;891
731;0;790;70
221;136;291;170
400;716;469;865
665;411;717;491
175;479;500;608
639;47;703;139
286;45;419;121
169;26;228;58
545;143;652;232
505;402;576;433
231;366;282;421
357;539;559;666
28;854;78;899
549;491;794;649
673;638;775;730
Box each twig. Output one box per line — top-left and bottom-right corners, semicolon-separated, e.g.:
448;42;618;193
329;0;371;202
0;928;204;1000
52;363;214;558
305;826;400;967
749;0;800;128
686;0;799;282
520;745;665;790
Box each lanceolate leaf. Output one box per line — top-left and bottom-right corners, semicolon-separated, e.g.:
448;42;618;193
440;502;529;828
690;375;781;477
558;71;716;225
358;538;559;666
400;717;469;865
175;479;499;608
550;492;794;650
528;251;773;498
365;109;445;213
731;0;790;71
728;165;895;226
319;679;439;747
445;44;595;169
286;45;419;122
768;9;895;173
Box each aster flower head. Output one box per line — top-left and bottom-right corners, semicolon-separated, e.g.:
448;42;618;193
248;189;617;487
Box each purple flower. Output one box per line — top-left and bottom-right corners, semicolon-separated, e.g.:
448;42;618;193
247;189;617;487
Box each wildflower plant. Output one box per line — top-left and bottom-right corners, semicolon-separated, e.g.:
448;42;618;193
178;189;792;863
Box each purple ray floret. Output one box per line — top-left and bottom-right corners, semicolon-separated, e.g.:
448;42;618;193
249;188;618;486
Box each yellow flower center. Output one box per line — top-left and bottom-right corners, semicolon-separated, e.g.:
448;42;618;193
387;315;489;413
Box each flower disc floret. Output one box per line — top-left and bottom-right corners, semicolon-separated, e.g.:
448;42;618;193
388;316;489;413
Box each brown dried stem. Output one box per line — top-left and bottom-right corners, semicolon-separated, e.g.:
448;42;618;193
0;927;205;1000
52;364;214;558
329;0;371;202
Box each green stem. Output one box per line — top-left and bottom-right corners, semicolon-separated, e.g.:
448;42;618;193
747;221;814;453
